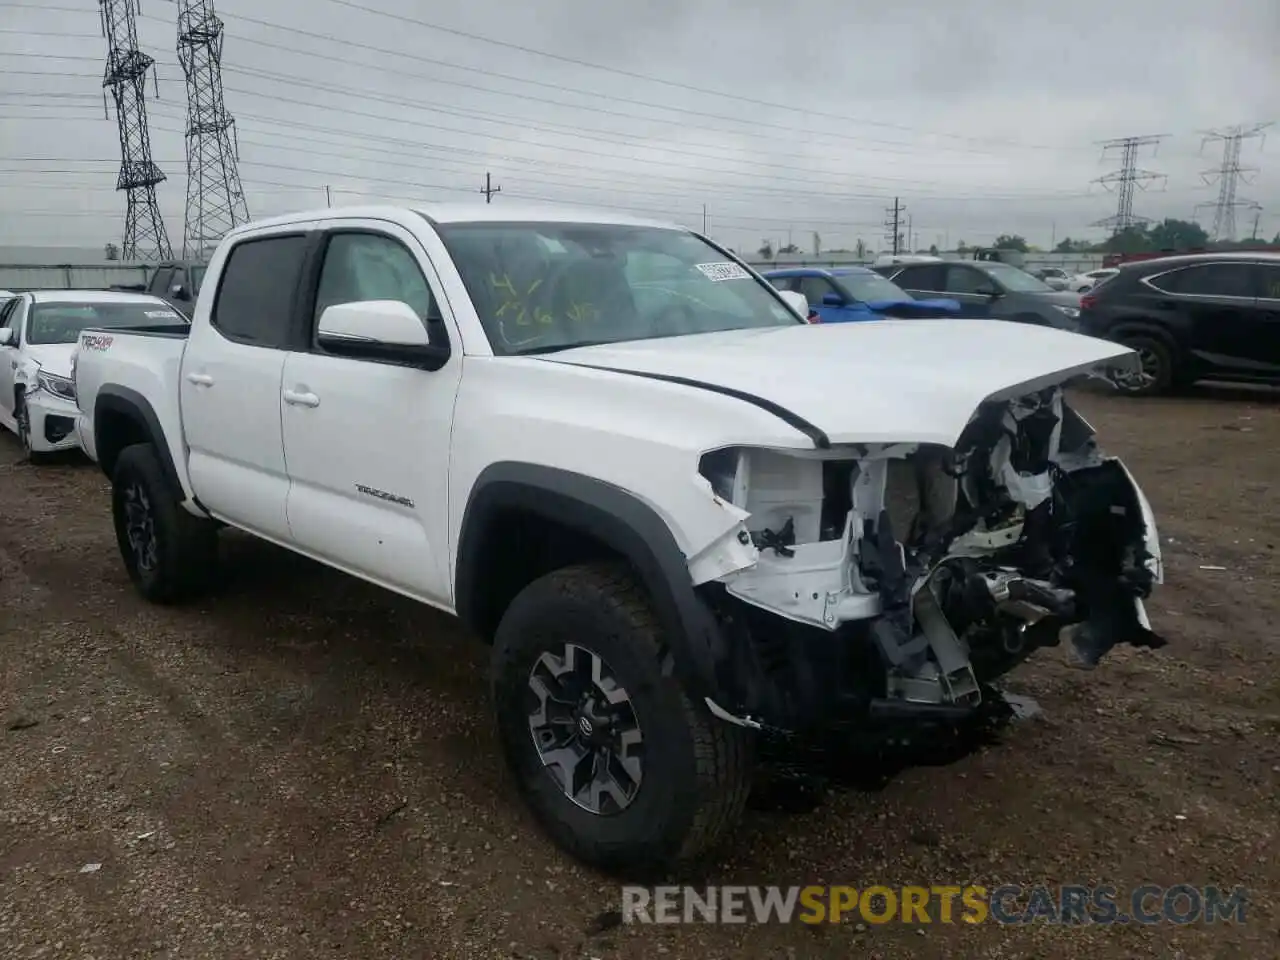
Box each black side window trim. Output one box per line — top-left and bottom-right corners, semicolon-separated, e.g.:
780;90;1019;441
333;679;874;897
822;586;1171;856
300;227;450;364
209;232;312;350
1146;262;1259;299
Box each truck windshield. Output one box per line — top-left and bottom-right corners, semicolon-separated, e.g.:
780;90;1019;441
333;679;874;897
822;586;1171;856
435;221;800;355
27;301;187;345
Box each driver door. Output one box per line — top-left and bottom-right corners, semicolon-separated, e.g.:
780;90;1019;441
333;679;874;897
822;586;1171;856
941;265;999;318
281;222;462;605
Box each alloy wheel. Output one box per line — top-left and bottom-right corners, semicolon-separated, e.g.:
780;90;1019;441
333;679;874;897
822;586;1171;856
122;481;159;573
527;642;644;815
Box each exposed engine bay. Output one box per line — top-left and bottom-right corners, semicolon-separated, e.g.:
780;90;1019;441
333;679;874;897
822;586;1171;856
695;386;1165;732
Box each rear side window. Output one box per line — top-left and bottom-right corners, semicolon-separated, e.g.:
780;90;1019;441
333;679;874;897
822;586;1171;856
1255;264;1280;300
895;264;945;291
1149;263;1255;298
211;235;308;348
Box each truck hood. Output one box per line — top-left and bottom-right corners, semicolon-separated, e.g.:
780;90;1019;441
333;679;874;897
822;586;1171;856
540;319;1134;447
23;343;75;378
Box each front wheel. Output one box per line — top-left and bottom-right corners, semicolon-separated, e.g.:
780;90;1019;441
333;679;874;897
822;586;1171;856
491;563;754;875
13;394;43;463
111;443;218;603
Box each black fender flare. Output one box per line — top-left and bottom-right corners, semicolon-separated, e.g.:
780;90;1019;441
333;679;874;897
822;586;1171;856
455;461;725;697
94;385;182;495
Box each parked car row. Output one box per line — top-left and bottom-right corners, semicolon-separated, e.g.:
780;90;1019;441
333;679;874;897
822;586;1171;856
2;204;1167;877
761;251;1280;398
0;290;187;459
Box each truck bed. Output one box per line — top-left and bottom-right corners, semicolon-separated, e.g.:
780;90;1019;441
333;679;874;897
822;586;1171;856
72;325;191;483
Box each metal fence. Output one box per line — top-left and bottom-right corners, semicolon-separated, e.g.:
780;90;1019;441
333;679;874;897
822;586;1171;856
0;263;150;291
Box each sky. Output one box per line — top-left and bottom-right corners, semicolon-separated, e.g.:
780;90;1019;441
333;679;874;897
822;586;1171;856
1;0;1279;257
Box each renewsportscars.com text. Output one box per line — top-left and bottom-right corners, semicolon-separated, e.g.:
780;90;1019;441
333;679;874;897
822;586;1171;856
621;884;1248;926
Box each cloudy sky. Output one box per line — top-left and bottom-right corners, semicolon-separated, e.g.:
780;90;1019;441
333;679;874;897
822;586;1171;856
1;0;1278;256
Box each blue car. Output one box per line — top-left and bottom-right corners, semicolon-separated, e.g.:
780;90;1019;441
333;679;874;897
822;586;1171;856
764;266;962;323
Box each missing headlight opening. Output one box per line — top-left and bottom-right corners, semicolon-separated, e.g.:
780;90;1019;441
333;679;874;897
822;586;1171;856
696;385;1165;733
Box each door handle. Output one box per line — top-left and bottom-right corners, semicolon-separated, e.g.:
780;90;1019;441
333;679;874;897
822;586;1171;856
186;372;214;386
283;389;320;408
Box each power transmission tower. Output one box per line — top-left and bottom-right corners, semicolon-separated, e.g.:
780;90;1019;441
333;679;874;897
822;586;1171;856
1091;135;1168;235
99;0;172;261
479;171;501;203
1196;123;1272;242
884;197;904;255
177;0;249;259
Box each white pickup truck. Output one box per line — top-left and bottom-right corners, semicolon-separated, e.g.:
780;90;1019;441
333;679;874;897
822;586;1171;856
72;204;1164;873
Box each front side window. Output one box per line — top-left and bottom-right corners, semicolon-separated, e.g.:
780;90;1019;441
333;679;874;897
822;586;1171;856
314;232;436;324
211;234;309;348
25;300;186;345
1257;264;1280;300
976;262;1053;293
833;270;913;302
435;222;799;355
796;276;838;305
944;266;994;295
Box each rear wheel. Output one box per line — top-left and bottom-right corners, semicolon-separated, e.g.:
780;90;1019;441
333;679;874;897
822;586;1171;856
1113;334;1176;396
491;562;754;875
111;443;217;603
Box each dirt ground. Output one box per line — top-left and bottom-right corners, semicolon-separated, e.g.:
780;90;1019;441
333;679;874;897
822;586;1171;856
1;386;1278;960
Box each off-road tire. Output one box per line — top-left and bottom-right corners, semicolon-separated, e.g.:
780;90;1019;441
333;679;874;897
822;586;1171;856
491;562;754;876
111;442;217;604
1114;333;1176;396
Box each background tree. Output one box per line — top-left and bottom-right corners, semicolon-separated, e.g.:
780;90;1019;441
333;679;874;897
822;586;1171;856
757;240;774;260
956;240;969;254
103;242;120;261
855;238;867;259
1147;218;1209;250
993;234;1029;252
928;243;939;256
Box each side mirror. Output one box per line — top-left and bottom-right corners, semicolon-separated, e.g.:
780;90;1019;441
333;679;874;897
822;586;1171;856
777;290;809;319
0;328;12;346
821;292;845;307
316;300;450;370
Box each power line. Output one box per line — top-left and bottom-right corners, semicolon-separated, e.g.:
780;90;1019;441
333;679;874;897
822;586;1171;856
1196;122;1272;242
177;0;250;257
98;0;172;260
1091;134;1168;235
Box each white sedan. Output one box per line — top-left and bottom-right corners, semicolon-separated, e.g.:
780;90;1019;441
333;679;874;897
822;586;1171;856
1069;268;1119;293
0;290;185;460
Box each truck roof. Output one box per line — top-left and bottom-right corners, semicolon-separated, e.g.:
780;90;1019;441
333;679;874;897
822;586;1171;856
221;203;684;238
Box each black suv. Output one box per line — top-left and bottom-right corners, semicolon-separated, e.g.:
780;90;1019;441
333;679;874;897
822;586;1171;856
1077;253;1280;396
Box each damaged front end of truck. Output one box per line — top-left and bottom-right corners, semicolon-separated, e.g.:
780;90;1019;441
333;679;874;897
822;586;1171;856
692;385;1164;738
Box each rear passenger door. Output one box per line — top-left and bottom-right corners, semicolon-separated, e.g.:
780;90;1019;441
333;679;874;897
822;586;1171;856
180;232;310;542
888;264;946;303
280;222;462;605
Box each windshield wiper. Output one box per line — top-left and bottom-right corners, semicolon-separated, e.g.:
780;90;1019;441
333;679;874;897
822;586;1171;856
513;339;618;356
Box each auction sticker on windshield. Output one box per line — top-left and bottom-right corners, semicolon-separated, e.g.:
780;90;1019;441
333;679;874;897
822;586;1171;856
694;262;752;282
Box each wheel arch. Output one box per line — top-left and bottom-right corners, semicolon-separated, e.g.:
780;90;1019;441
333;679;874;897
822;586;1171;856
93;386;182;495
455;461;723;697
